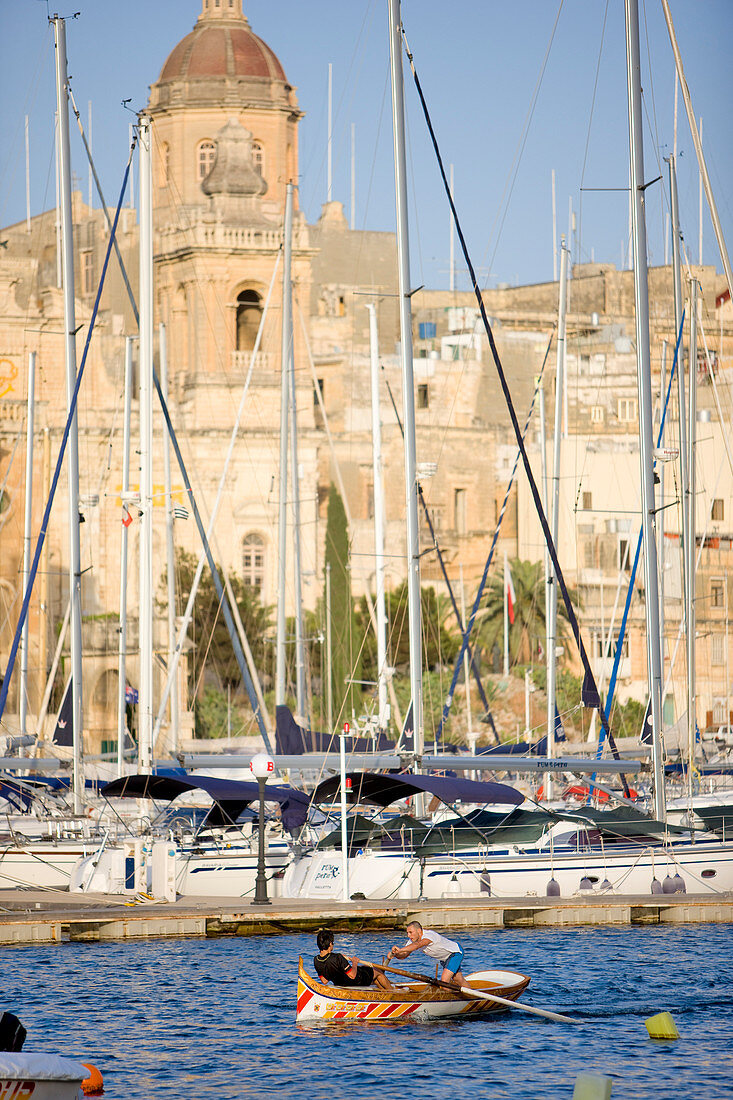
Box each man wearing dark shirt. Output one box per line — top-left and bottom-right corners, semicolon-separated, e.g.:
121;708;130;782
313;929;393;990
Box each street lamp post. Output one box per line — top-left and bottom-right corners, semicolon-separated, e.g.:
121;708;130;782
250;751;274;906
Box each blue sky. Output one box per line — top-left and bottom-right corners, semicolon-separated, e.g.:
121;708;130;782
1;0;730;290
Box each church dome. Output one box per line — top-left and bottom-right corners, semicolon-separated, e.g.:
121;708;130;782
155;1;288;93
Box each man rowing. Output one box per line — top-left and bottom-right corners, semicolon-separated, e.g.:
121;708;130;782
314;929;393;990
387;921;466;986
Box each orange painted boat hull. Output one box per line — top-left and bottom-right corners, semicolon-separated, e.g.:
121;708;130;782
296;957;530;1022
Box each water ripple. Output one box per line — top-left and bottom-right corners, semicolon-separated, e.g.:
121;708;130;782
3;923;733;1098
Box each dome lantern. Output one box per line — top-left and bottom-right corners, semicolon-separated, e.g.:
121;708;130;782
197;0;246;23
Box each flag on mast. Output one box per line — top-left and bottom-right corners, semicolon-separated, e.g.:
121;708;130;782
505;563;516;625
52;678;73;746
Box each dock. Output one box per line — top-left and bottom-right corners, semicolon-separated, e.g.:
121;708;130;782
1;890;732;945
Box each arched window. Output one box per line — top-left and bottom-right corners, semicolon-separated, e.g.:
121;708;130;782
197;140;216;182
236;289;262;352
92;669;120;712
252;141;264;176
242;534;266;594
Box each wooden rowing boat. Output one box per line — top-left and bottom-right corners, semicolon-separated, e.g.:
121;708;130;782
296;957;530;1022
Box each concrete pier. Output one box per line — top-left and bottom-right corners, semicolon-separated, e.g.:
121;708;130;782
0;890;731;945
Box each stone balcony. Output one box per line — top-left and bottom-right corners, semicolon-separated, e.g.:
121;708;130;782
230;350;276;373
155;219;310;256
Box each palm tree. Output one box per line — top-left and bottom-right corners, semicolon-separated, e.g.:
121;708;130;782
357;581;459;680
475;558;576;670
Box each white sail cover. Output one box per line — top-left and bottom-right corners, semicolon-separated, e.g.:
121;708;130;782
0;1051;88;1080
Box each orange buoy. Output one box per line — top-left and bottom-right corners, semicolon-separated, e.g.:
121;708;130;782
81;1062;104;1095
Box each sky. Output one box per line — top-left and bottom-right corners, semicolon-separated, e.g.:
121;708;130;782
1;0;731;291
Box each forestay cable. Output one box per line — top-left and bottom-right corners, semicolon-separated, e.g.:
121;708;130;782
588;312;685;798
0;151;134;726
73;109;275;753
435;335;554;743
402;28;628;786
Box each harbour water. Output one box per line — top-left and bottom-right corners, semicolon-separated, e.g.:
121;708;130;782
4;924;733;1098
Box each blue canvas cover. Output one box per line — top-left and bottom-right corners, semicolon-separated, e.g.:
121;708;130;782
312;770;523;808
101;772;310;830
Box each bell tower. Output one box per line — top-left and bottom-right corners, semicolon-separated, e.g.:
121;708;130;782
147;2;312;390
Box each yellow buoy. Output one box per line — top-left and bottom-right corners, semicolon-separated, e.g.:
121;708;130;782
645;1011;680;1040
572;1072;612;1100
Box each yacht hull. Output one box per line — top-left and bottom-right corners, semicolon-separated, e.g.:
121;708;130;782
283;840;733;900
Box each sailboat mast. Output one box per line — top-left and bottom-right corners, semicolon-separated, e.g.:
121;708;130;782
53;16;84;812
138;113;154;773
276;182;294;707
546;237;568;798
659;0;733;302
388;0;423;755
367;303;389;731
20;351;35;745
503;551;509;679
289;277;307;724
668;154;691;754
658;340;667;686
625;0;665;822
161;323;180;753
539;378;552;749
325;563;333;734
117;337;133;777
687;280;698;782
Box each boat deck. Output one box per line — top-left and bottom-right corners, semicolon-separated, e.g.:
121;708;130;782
0;889;731;944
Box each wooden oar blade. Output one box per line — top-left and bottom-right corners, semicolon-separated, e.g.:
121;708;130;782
371;960;576;1024
458;985;576;1024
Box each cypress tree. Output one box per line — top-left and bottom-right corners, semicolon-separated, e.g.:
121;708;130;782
324;483;360;727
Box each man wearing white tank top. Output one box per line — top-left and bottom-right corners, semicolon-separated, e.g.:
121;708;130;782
387;920;466;986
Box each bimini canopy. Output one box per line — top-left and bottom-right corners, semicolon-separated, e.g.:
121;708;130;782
101;773;310;831
312;771;523;809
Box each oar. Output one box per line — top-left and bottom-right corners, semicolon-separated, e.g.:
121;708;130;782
371;960;577;1025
